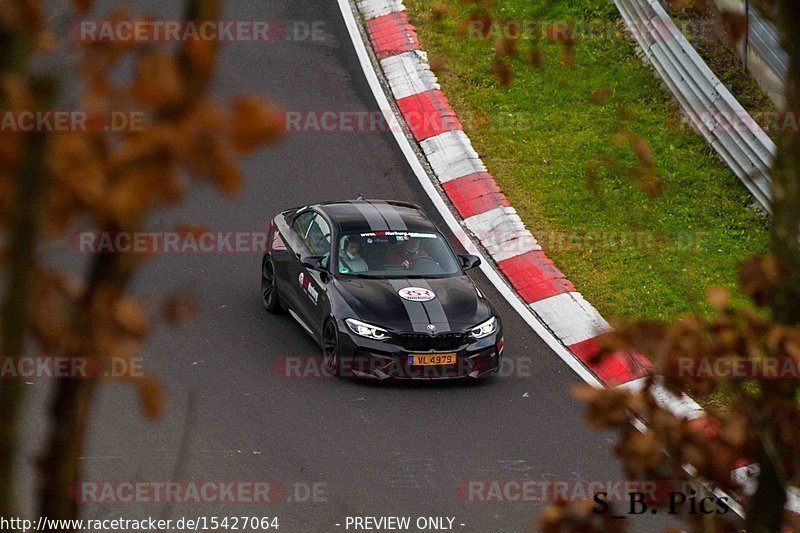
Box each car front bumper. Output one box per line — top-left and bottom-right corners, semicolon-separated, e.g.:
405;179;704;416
335;320;503;380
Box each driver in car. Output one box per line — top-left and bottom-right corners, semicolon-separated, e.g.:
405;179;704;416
385;236;431;270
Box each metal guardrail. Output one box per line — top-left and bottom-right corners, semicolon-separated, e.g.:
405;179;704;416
713;0;787;106
614;0;775;212
748;9;787;80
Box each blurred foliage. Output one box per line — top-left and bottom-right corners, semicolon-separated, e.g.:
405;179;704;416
0;0;283;522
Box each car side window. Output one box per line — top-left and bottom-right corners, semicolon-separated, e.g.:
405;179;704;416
291;211;315;243
305;214;331;257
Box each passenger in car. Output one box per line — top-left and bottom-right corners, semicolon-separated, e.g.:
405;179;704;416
339;237;369;272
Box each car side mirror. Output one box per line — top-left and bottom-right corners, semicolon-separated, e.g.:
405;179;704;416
459;254;481;270
302;256;326;271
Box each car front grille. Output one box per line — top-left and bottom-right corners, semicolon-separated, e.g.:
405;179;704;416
394;332;466;352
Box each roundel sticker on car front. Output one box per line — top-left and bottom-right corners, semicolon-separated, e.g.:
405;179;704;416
398;287;436;302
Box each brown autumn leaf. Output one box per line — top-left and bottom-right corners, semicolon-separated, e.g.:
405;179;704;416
183;39;216;83
527;46;544;68
49;133;106;209
137;376;164;420
33;31;57;53
214;153;244;197
617;106;635;121
716;9;749;44
131;52;184;109
611;131;661;197
545;22;573;44
84;6;140;55
717;413;749;448
0;134;23;175
1;73;33;109
93;328;142;366
766;325;795;357
629;135;654;167
573;385;640;428
163;293;200;325
229;96;285;154
29;271;83;352
9;0;44;33
113;297;149;339
589;88;610;105
539;499;622;533
739;254;779;307
171;105;244;195
428;54;447;75
616;429;663;472
762;253;783;282
459;8;493;39
490;56;513;87
602;322;668;358
783;330;800;360
106;126;176;171
105;168;159;224
561;47;576;68
0;177;17;231
706;286;731;310
713;325;741;353
431;3;455;22
494;36;517;58
72;0;92;13
537;504;566;531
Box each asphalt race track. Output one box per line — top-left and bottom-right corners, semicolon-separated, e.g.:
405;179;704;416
19;1;687;531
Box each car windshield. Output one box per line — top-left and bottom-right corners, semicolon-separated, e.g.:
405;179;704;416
335;231;461;278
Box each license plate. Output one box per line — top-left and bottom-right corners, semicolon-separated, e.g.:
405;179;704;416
408;353;457;366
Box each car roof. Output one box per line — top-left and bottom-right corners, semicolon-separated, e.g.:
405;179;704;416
313;200;438;234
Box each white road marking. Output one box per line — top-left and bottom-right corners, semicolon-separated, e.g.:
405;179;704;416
335;0;603;388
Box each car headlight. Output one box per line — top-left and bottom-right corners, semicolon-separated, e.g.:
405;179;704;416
345;318;390;340
469;316;497;339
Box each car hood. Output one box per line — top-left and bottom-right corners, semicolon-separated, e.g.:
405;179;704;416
333;276;492;332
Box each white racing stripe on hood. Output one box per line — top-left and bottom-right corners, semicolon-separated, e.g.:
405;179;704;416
415;279;451;331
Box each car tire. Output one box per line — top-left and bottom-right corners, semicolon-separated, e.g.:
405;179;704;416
323;318;347;378
261;255;285;314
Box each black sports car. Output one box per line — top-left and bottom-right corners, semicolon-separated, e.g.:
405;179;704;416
261;199;503;379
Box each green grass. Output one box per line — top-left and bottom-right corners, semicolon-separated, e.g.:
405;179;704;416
404;0;770;323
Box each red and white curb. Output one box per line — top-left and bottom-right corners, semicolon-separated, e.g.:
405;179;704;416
357;0;651;387
339;0;800;517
